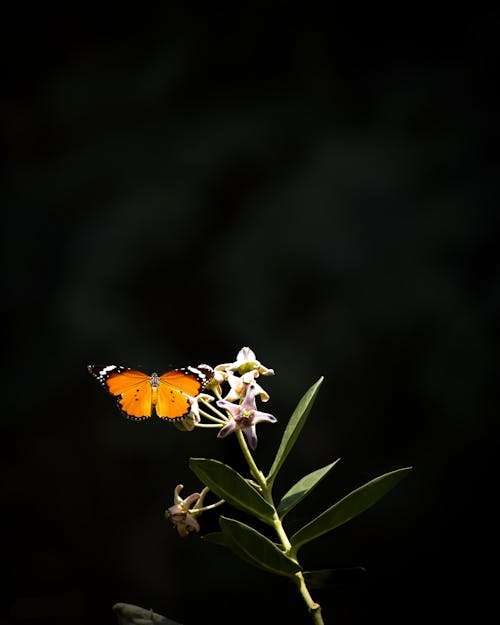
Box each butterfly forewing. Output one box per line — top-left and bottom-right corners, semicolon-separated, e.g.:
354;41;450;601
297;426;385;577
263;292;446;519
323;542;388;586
160;369;205;396
105;369;150;396
87;364;129;387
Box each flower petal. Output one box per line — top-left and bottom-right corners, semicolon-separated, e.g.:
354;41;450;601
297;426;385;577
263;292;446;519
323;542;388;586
174;397;201;431
184;514;200;534
217;419;238;439
252;410;277;425
183;492;201;509
173;484;184;505
216;399;242;417
223;372;246;402
240;384;259;411
243;376;270;402
243;425;258;450
237;347;256;362
167;505;184;518
176;514;201;537
215;347;274;376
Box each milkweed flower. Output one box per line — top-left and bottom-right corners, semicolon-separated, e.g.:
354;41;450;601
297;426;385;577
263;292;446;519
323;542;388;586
173;393;214;431
217;382;277;450
166;485;202;537
215;347;275;378
223;371;270;403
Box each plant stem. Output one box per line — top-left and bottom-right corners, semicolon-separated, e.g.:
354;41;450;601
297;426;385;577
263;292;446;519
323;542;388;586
236;430;325;624
192;499;225;513
235;430;267;489
294;571;325;625
272;511;292;551
271;513;324;624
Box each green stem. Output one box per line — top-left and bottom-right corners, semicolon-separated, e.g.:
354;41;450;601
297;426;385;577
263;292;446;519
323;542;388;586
235;430;267;489
294;571;325;625
192;499;225;513
235;429;324;624
272;511;292;551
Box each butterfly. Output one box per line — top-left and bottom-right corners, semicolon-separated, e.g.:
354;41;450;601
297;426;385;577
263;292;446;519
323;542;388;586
88;363;213;421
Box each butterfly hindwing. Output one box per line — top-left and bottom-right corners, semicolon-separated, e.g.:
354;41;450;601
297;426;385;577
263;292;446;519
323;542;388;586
155;382;191;420
117;380;153;421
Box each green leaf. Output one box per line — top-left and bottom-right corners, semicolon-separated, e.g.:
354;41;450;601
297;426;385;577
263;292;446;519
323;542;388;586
203;531;270;573
267;377;324;486
290;467;412;553
189;458;274;524
277;459;341;518
303;567;367;589
219;516;301;578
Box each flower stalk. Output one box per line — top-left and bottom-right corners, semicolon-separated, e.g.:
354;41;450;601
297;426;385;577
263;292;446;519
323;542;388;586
235;429;324;624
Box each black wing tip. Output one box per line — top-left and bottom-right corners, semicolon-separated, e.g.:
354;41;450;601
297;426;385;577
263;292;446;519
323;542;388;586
186;364;215;388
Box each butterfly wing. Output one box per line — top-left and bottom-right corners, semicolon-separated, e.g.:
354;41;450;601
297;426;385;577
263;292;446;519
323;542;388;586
155;366;212;420
88;364;154;420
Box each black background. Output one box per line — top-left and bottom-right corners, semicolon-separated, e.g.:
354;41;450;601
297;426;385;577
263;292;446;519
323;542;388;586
3;5;498;625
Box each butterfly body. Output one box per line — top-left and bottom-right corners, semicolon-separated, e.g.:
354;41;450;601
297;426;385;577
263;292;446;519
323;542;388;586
88;364;213;421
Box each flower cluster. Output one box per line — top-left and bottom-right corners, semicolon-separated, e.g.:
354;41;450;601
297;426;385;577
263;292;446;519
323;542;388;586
173;347;277;450
209;347;276;450
166;347;276;536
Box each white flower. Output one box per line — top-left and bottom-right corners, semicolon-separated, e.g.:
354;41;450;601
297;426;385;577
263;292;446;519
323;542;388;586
215;347;275;377
222;371;270;403
173;393;210;431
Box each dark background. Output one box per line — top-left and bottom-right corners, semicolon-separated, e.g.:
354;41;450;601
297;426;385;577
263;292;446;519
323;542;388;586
3;5;497;625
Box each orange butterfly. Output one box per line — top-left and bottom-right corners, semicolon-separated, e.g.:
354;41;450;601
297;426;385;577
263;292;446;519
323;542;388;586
88;364;213;421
